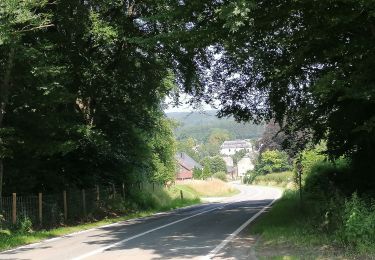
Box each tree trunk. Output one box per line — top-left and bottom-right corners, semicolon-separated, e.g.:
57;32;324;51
0;46;15;199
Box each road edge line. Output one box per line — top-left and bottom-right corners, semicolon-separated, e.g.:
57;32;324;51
72;204;227;260
203;189;283;259
0;202;210;255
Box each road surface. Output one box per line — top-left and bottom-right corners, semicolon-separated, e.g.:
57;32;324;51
0;184;282;260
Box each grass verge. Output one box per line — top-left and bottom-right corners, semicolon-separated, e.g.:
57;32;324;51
250;190;375;259
0;186;200;252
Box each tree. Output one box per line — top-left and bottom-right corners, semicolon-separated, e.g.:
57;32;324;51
0;0;52;196
258;121;284;153
148;0;375;190
0;1;178;194
255;150;292;175
202;165;211;180
208;156;227;174
202;128;232;156
201;157;212;180
176;137;200;163
232;150;247;166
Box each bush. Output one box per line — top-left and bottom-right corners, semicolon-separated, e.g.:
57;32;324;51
15;217;33;233
129;190;158;210
212;171;227;182
303;158;351;196
243;170;260;184
341;193;375;248
251;171;295;188
193;167;203;179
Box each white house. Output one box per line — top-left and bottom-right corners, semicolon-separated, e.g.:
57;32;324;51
220;140;252;156
237;156;254;177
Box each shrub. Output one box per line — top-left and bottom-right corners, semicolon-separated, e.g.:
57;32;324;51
251;171;295;188
129;190;158;210
340;193;375;248
15;217;33;233
303;158;351;196
212;171;227;182
243;170;260;184
193;167;203;179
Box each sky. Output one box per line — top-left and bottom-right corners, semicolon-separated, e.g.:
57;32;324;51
164;95;215;113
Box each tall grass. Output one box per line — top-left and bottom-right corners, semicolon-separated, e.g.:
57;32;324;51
176;179;239;197
0;185;200;251
251;171;295;188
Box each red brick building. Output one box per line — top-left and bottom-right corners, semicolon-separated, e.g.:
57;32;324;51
176;152;202;180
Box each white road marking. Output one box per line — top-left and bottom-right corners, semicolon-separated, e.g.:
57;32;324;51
0;203;207;255
72;204;227;260
203;190;283;259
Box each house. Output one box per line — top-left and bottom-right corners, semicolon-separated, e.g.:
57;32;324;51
175;152;202;180
220;140;252;156
237;155;254;177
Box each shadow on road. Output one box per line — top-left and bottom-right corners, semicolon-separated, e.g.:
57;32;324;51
0;198;274;260
81;199;273;259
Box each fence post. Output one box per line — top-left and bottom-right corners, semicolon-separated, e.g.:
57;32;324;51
82;189;86;218
122;183;125;199
96;185;100;201
112;183;116;199
38;192;43;225
180;190;183;200
63;190;67;221
12;193;16;225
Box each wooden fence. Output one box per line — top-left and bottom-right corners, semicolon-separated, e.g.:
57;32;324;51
0;182;162;229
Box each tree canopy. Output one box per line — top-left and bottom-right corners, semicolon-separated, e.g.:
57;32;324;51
0;0;177;194
1;0;374;194
150;0;375;190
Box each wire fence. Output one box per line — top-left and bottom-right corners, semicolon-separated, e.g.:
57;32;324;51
0;182;164;229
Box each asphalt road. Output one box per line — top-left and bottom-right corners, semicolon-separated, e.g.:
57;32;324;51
0;184;282;260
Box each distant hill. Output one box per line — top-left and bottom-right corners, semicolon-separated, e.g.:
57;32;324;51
166;110;265;142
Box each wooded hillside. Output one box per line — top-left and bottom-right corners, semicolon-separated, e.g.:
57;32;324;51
167;111;264;142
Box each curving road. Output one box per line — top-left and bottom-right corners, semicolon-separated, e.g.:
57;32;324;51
0;184;282;260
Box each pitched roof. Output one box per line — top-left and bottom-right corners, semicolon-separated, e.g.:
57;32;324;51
176;152;202;170
221;140;251;149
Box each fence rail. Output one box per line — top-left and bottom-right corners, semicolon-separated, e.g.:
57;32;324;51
0;182;163;229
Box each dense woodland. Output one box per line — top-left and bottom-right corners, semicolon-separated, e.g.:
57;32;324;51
0;1;179;195
167;110;264;142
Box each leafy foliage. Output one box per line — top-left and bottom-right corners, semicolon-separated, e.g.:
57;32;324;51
212;171;227;182
150;0;375;191
232;149;247;166
0;1;177;194
206;156;227;174
247;171;294;188
192;167;203;180
255;150;292;175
